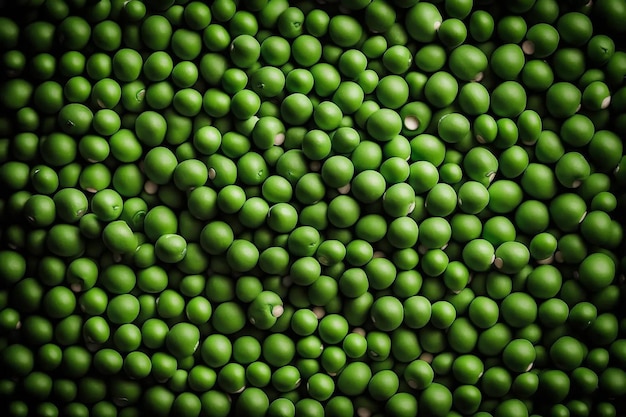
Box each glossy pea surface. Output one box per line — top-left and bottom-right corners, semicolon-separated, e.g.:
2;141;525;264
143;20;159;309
1;1;626;416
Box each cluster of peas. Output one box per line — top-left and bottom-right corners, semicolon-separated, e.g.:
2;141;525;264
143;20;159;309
1;0;626;416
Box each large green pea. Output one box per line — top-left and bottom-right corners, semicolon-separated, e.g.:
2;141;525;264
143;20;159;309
494;242;530;274
546;82;582;118
46;224;85;258
336;362;371;396
491;44;525;80
523;22;560;58
405;2;442;42
102;220;137;255
419;383;452;417
491;81;527;118
520;163;558;200
424;71;458;108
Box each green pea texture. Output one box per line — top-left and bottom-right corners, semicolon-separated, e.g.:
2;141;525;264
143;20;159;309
1;1;626;416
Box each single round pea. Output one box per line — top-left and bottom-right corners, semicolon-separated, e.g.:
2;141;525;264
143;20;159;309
546;82;582;118
406;2;442;42
424;71;458;108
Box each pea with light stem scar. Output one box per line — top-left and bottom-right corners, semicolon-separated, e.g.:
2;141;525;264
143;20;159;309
248;291;284;330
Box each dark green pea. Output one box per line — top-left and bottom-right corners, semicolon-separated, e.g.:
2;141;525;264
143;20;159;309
39;132;77;167
45;224;84;258
552;47;586;82
523;22;560;58
22;194;55;228
520;59;554;93
491;44;525;80
469;10;494;41
497;146;528;179
544;82;582;119
33;80;64;115
30;165;59;195
582;81;611;111
585;34;615;69
497;15;527;43
438;18;467;48
491;81;527;118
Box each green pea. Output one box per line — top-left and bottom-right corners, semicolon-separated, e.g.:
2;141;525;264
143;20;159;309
141;52;172;83
65;161;95;191
280;68;312;96
265;202;296;233
494;241;530;274
491;81;527;118
553;152;590;188
352;216;384;247
497;15;527;43
424;71;458;108
405;2;442;42
92;109;122;136
46;224;85;258
0;307;19;332
455;181;488;214
438;17;467;48
419;383;453;417
587;129;624;173
78;286;108;316
30;165;59;195
287;34;320;68
469;10;494;41
247;290;283;330
22;194;55;228
546;82;582;118
280;93;313;125
102;220;137;255
491;44;525;80
313;101;343;131
538;297;569;328
39;132;77;167
529;233;558;263
336;362;371;397
33;80;64;115
89;189;122;221
584;35;614;71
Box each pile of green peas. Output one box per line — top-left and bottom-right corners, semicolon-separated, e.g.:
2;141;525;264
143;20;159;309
1;0;626;416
